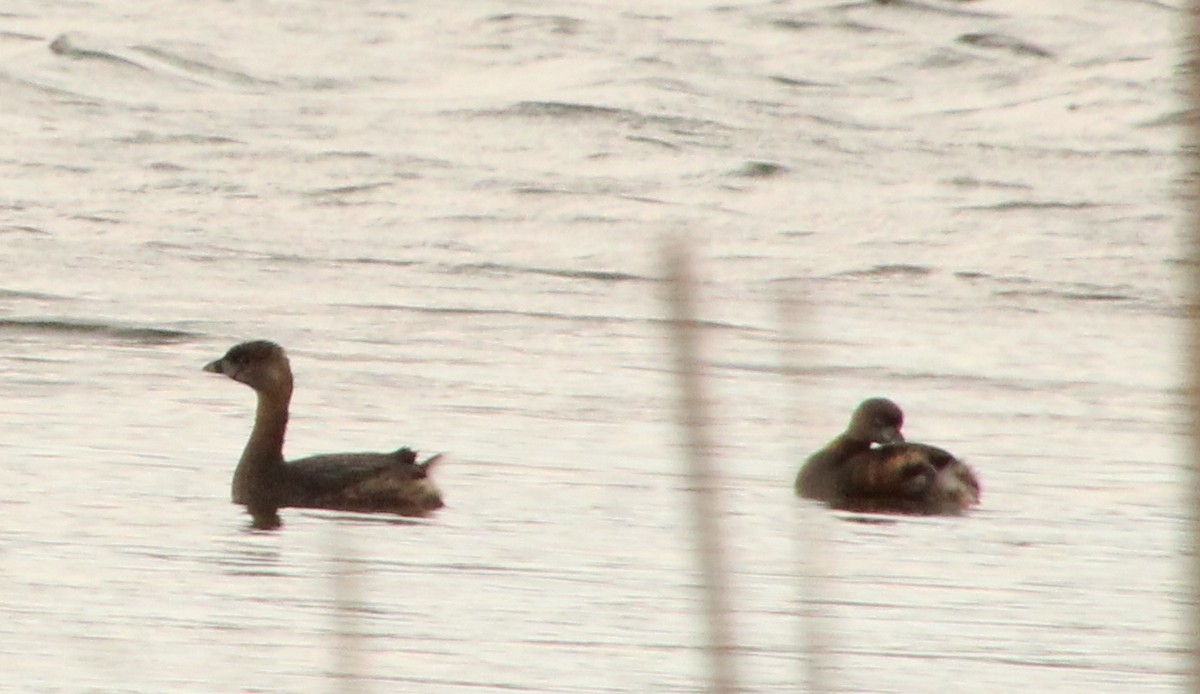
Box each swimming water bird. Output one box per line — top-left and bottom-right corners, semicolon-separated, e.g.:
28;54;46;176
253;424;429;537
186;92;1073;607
203;340;444;529
795;398;980;515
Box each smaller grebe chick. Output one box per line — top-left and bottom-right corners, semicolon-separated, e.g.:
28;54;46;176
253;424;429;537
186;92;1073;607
795;398;980;516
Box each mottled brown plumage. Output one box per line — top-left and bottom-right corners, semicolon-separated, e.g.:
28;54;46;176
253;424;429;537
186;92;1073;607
204;340;444;529
795;398;980;516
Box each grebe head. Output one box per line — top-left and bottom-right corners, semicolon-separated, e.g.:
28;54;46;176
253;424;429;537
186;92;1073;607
203;340;293;394
848;397;905;444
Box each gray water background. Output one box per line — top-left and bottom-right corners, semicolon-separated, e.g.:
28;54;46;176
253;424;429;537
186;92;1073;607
0;1;1186;692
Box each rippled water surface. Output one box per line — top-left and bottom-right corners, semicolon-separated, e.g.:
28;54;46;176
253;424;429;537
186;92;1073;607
0;1;1187;692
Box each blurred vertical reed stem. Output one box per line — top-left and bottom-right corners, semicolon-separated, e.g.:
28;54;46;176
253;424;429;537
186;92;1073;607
1189;5;1200;690
778;293;832;694
663;238;741;694
330;524;365;694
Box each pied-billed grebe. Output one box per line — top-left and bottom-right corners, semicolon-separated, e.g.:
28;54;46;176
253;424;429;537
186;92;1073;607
795;398;980;515
203;340;444;529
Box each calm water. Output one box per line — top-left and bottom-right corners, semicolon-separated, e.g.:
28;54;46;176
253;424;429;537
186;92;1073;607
0;1;1186;692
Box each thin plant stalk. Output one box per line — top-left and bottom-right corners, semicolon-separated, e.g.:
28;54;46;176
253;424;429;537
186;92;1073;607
1187;6;1200;690
778;292;833;694
330;524;365;694
663;238;741;694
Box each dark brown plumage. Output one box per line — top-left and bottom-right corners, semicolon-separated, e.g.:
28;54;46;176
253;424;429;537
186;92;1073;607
795;398;980;515
203;340;444;529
